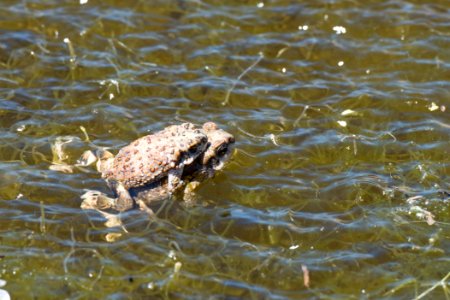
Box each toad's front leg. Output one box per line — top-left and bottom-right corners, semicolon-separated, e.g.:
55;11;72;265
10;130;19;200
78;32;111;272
106;179;134;212
167;164;185;194
114;182;136;212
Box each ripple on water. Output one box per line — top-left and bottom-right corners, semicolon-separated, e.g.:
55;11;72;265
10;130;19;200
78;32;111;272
0;0;449;299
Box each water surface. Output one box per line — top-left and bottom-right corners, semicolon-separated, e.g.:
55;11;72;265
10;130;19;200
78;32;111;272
0;0;449;299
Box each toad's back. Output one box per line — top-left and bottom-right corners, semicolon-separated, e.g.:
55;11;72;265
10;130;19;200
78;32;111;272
103;123;207;189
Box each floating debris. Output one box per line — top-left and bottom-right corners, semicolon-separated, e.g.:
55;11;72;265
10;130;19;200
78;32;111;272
427;102;439;111
0;289;10;300
0;279;10;300
409;206;436;226
76;150;97;167
49;164;74;173
341;109;358;116
222;52;264;106
51;136;79;164
298;25;309;31
333;26;347;34
269;134;279;146
302;265;310;288
337;120;347;127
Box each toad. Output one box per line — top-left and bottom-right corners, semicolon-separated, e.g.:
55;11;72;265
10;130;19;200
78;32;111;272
80;122;235;213
80;123;208;211
131;122;235;205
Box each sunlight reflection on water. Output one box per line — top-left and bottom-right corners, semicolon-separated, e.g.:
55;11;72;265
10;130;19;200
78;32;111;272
0;0;449;298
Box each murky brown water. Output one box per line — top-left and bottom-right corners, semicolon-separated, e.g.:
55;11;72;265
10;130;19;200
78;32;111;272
0;0;449;299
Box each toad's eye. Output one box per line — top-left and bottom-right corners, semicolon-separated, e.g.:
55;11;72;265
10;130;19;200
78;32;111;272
217;146;228;156
189;145;199;154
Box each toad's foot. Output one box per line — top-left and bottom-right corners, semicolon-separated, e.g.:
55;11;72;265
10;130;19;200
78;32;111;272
76;149;114;173
182;180;201;205
80;190;124;230
104;179;135;212
135;199;157;218
81;189;115;210
114;183;136;212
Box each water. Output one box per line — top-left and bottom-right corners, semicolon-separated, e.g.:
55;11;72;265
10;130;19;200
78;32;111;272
0;0;449;299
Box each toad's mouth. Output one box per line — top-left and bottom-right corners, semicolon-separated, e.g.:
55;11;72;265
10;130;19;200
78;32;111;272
210;143;234;170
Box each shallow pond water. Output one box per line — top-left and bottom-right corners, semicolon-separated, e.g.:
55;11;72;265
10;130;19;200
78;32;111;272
0;0;449;299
